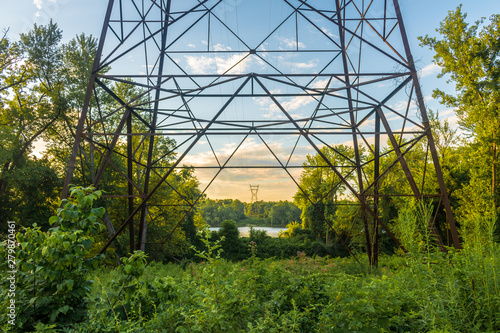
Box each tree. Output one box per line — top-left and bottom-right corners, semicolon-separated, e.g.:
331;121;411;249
0;30;23;93
0;23;113;232
44;32;101;180
0;158;60;231
218;219;243;260
0;22;67;228
230;199;245;220
419;7;500;223
0;23;203;260
301;202;331;241
269;201;301;226
293;145;357;240
293;145;356;209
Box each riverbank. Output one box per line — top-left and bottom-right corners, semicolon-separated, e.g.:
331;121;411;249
209;226;287;237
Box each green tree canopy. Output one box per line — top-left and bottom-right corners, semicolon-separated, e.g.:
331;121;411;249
419;6;500;222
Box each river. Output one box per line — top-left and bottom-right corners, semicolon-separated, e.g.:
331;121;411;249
209;226;287;238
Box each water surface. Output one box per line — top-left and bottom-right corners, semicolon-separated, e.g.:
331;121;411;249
209;226;286;237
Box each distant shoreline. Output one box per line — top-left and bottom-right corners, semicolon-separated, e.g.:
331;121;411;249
209;226;288;238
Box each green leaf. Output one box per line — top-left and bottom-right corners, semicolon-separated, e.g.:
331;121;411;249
59;304;70;314
124;264;133;275
66;279;74;290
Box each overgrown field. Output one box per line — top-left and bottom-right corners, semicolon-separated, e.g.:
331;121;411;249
2;187;499;332
55;248;500;332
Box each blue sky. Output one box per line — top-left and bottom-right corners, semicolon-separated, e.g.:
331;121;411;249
2;0;499;202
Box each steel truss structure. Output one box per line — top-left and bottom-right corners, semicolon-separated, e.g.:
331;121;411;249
63;0;461;264
250;185;259;203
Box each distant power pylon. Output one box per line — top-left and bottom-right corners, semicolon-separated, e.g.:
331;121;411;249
250;185;259;203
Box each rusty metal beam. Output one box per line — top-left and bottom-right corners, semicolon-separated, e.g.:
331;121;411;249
61;0;115;200
393;0;461;249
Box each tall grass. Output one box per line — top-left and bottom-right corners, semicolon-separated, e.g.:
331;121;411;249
19;202;500;332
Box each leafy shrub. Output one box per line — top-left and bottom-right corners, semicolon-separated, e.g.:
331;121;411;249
218;220;245;260
0;186;105;331
278;221;302;238
91;250;181;329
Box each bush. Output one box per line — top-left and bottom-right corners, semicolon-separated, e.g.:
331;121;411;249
217;220;246;260
0;186;105;331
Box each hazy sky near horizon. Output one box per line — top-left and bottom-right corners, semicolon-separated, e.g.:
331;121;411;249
2;0;499;202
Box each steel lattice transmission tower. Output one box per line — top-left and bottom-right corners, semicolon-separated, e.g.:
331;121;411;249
63;0;461;264
250;185;259;203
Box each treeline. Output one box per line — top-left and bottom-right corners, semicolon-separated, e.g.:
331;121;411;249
199;199;301;227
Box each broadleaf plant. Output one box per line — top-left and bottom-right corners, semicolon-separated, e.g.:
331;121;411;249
0;186;105;331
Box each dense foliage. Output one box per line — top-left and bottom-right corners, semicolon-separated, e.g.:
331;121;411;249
15;243;497;332
0;186;104;331
2;203;499;332
419;5;500;238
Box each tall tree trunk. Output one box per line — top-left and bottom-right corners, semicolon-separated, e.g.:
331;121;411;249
103;209;121;265
0;162;9;198
91;143;120;263
493;142;497;209
139;212;148;252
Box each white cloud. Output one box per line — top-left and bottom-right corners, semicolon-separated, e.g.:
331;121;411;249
185;54;253;74
281;95;315;112
290;61;317;69
277;37;305;49
311;79;329;90
438;108;455;117
387;114;403;122
187;43;196;48
213;43;232;51
420;63;440;77
33;0;44;9
390;100;409;112
33;0;58;10
321;27;337;38
443;113;458;124
183;137;310;168
388;98;419;114
255;79;330;119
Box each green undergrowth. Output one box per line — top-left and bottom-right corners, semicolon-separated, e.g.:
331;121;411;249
2;189;499;332
72;245;499;332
